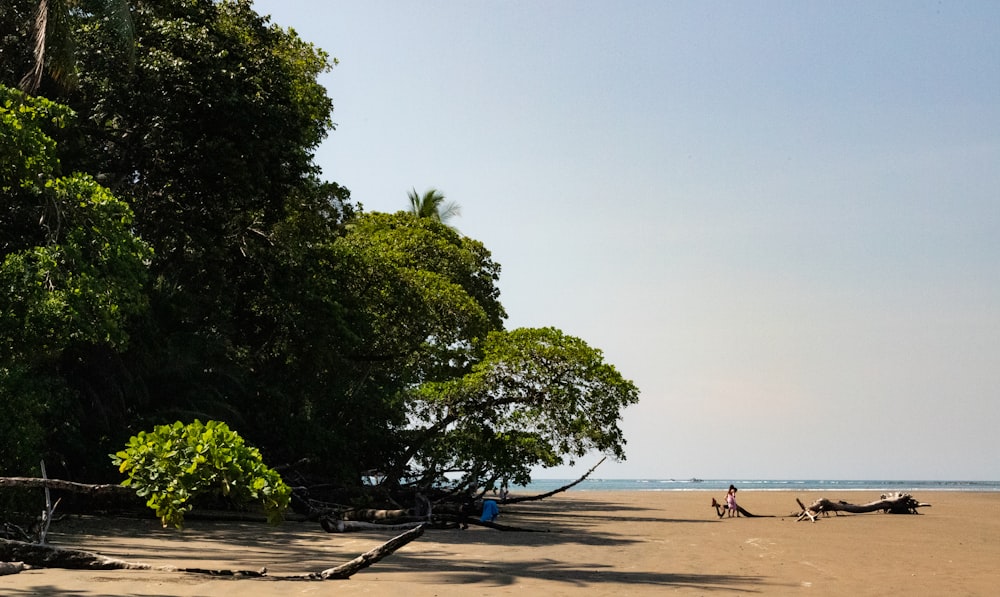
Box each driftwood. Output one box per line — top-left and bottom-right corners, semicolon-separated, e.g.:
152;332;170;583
0;561;27;575
710;497;770;518
0;538;180;572
0;524;424;579
340;508;411;521
795;492;930;522
321;519;425;533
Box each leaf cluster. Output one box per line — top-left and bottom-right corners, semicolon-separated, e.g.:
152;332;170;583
110;420;291;528
1;85;151;366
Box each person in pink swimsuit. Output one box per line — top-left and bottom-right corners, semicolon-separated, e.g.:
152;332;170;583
726;484;739;517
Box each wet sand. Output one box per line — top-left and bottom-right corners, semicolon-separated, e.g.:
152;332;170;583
4;490;999;595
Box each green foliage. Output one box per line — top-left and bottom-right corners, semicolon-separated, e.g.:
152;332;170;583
0;86;68;191
0;84;152;365
335;212;505;378
0;366;71;475
110;420;291;528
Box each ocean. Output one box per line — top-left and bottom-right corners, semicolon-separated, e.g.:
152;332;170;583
518;479;1000;493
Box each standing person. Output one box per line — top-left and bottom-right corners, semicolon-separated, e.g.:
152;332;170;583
726;485;739;517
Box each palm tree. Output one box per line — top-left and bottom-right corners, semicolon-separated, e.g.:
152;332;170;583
407;187;461;228
20;0;133;92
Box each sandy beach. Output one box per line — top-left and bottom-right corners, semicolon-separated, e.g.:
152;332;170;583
4;490;999;596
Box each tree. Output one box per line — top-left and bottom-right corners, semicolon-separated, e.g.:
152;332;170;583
389;327;640;491
0;3;643;495
18;0;134;92
2;1;354;480
0;84;151;365
20;0;344;478
0;84;151;473
407;187;461;227
333;212;505;376
291;211;507;479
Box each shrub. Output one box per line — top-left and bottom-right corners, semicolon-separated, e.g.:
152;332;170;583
110;420;291;528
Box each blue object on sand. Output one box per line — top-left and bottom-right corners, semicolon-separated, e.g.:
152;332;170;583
480;499;499;522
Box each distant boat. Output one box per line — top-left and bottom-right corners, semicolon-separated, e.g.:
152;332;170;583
689;478;704;483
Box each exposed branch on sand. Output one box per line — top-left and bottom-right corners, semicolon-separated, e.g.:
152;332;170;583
306;524;424;580
0;524;425;580
795;493;930;522
503;457;607;504
455;516;546;532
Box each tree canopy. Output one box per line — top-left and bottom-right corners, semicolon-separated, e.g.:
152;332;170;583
0;0;640;497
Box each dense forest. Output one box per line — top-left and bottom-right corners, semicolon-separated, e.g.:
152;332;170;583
1;0;638;500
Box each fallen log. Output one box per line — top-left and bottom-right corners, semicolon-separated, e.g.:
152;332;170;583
321;519;425;533
0;538;164;571
0;561;27;575
0;524;424;580
795;492;930;522
340;508;411;521
0;477;132;498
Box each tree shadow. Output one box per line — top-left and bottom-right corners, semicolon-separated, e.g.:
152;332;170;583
27;494;787;592
359;554;786;592
1;586;183;597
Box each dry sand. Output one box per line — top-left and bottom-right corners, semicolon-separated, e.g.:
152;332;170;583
3;490;999;596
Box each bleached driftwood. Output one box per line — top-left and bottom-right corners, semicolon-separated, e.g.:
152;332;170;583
795;492;930;522
0;561;27;575
321;519;425;533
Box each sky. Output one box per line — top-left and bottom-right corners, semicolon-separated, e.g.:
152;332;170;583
249;1;1000;481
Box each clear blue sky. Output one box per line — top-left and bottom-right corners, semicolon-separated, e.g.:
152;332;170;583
251;1;1000;480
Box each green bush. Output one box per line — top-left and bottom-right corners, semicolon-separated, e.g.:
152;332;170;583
110;420;291;528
